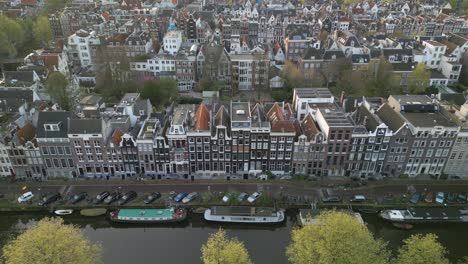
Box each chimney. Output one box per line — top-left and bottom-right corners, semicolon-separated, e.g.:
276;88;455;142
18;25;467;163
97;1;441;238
340;91;345;105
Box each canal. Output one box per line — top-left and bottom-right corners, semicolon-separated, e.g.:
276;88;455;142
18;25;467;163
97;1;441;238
1;211;468;263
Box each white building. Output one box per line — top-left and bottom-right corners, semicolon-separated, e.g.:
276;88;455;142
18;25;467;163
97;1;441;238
417;41;447;69
440;55;462;84
292;88;335;121
163;31;183;55
67;30;100;67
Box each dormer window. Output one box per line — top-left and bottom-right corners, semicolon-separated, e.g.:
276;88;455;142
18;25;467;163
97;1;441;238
44;123;60;132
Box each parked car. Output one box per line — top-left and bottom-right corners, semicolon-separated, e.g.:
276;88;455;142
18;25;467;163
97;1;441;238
104;192;122;205
435;192;445;204
173;192;188;203
457;192;467;204
38;192;61;206
424;192;434;203
17;192;34;203
247;192;262;203
447;192;457;204
237;192;249;202
118;191;137;205
69;192;87;204
143;192;161;204
410;192;422;204
93;191;110;204
350;195;366;203
182;192;199;204
322;195;342;203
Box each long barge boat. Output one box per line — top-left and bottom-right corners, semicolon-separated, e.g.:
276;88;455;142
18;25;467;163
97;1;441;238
109;208;187;223
380;208;468;223
204;206;285;223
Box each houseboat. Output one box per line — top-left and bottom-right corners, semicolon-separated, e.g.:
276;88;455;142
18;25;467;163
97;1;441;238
298;209;364;226
109;208;187;224
380;208;468;224
204;206;285;223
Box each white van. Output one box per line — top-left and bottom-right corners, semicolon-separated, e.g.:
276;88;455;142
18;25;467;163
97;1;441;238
18;192;34;203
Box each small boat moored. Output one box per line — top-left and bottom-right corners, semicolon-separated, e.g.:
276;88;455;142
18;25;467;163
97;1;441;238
80;208;107;217
54;209;74;216
109;208;187;224
204;206;285;223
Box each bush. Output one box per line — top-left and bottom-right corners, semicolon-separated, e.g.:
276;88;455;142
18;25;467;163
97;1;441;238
271;89;290;102
399;174;409;179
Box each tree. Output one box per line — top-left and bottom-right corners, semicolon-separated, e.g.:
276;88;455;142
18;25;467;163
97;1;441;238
3;218;101;264
140;79;178;108
33;16;53;47
286;211;389;264
0;15;24;58
46;72;71;111
395;234;449;264
46;0;70;13
408;63;430;94
201;228;252;264
364;56;402;97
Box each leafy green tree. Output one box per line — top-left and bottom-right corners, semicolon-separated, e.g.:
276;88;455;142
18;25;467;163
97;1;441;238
408;63;430;94
364;56;402;97
201;228;252;264
46;0;70;13
287;211;389;264
140;79;178;108
46;72;71;111
395;234;449;264
0;15;24;58
33;16;53;47
3;218;101;264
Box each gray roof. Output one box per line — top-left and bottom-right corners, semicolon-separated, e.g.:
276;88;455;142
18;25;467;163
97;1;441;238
294;88;333;99
36;112;71;138
375;103;405;131
353;105;380;131
3;71;35;83
402;112;458;128
0;88;33;113
68;119;102;134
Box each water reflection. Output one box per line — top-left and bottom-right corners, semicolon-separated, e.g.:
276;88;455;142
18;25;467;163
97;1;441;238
0;211;467;263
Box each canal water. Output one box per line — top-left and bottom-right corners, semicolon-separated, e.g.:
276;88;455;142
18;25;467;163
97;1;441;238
1;211;468;263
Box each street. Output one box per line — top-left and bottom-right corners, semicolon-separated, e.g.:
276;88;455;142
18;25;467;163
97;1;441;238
3;180;468;203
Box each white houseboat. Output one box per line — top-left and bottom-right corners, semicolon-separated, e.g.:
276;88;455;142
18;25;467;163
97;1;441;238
204;206;285;223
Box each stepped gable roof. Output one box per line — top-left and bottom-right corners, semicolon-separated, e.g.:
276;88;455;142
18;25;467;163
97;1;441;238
193;103;210;131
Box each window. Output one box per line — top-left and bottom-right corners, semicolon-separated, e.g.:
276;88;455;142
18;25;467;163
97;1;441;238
41;147;49;155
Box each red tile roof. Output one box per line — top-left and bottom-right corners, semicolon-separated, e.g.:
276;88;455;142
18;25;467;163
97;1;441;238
112;129;123;145
266;102;284;123
193;104;210;131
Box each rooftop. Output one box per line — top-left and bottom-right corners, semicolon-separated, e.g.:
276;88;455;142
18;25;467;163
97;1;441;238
172;104;193;126
294;88;333;99
231;102;250;122
318;104;353;127
402;111;457;128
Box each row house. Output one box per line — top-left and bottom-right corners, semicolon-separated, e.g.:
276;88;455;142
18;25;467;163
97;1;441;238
249;103;271;174
36;111;75;178
230;51;269;93
187;104;212;176
293;112;327;176
125;30;153;57
265;102;297;175
379;95;459;177
348;103;392;177
6;123;46;179
230;102;251;177
443;103;468;177
166;104;191;176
